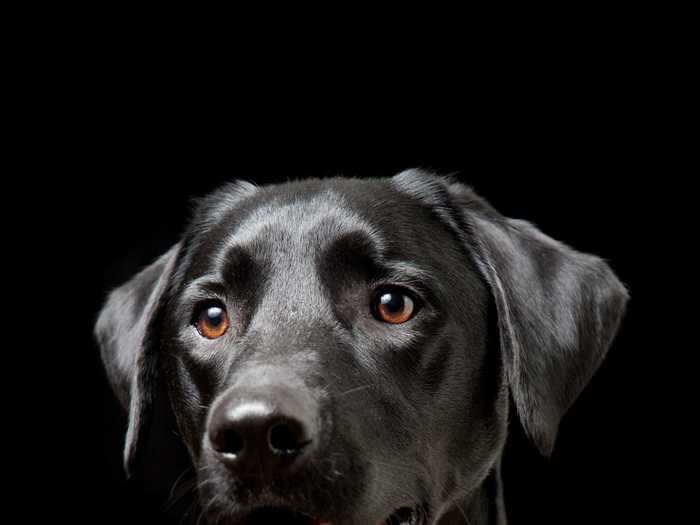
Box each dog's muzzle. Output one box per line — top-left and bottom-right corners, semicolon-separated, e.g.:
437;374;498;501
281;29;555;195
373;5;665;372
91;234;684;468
207;383;316;477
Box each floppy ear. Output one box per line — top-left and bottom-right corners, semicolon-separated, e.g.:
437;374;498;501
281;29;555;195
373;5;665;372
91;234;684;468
392;170;628;456
447;182;628;455
94;243;180;477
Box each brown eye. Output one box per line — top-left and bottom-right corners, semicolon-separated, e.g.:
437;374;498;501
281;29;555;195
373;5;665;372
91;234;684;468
195;302;230;339
372;287;418;324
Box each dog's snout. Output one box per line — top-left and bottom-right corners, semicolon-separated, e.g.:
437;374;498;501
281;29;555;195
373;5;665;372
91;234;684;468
207;384;316;475
208;402;311;457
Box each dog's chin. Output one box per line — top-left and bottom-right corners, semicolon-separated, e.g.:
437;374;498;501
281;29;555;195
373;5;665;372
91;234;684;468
211;504;426;525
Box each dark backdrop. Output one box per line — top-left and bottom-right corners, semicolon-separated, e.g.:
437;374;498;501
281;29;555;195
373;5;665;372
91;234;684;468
24;39;678;521
64;139;656;525
12;15;687;523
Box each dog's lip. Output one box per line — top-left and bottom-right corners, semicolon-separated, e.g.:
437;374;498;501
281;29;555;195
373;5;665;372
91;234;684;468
237;506;324;524
380;506;425;525
237;504;424;525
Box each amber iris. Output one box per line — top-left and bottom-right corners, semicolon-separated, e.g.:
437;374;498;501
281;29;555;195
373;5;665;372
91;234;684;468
196;303;230;339
373;288;416;324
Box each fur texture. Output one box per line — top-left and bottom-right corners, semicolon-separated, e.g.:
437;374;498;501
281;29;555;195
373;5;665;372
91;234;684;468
95;171;628;524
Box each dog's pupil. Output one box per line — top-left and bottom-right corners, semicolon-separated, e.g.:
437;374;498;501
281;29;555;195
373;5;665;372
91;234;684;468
206;307;223;326
380;293;404;313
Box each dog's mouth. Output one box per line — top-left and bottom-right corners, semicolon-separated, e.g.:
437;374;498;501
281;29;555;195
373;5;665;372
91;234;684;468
241;505;424;525
382;507;425;525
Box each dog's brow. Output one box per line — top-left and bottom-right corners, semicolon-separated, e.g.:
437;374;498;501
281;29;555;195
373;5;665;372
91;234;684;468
380;261;434;286
181;276;227;301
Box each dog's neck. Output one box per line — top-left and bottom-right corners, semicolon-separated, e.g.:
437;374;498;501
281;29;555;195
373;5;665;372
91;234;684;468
437;461;507;525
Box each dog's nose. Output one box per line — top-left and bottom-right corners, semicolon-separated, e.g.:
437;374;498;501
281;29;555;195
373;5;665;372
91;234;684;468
207;385;316;474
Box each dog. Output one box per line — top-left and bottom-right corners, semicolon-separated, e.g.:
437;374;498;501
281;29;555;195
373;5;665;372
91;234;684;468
95;170;627;524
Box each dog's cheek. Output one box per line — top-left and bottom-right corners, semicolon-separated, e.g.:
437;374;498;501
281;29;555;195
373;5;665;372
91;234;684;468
163;343;229;461
440;338;508;498
403;316;509;505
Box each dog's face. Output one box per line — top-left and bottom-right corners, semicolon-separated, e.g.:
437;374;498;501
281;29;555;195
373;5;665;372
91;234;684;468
165;177;503;524
96;171;627;524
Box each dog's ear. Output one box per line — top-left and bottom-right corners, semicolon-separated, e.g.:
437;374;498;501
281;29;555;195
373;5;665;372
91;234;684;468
392;170;628;456
94;243;180;477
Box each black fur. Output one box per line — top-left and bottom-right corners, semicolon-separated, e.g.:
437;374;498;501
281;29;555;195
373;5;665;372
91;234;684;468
95;170;628;524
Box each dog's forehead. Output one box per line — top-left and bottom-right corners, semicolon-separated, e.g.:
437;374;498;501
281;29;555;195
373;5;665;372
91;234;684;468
214;178;461;261
183;177;465;284
227;188;380;251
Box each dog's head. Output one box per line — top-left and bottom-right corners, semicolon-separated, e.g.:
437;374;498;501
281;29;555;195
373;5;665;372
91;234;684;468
95;171;627;524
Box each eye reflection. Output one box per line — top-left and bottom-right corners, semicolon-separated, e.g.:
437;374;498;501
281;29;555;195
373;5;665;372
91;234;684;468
195;302;230;339
372;287;417;324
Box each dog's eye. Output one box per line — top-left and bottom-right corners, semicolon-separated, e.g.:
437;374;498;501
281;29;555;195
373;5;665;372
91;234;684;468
195;302;230;339
371;287;418;324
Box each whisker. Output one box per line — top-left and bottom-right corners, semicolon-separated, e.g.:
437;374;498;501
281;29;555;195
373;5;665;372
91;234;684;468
168;467;194;503
163;467;198;513
336;384;373;398
196;478;221;489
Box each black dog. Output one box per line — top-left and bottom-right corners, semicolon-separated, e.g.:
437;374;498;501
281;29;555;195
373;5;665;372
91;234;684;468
95;170;627;524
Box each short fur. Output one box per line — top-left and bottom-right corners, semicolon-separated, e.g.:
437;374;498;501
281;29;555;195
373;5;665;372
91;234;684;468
95;170;628;524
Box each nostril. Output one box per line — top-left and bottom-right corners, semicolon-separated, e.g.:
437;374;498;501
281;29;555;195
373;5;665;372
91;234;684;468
214;428;244;456
268;421;308;455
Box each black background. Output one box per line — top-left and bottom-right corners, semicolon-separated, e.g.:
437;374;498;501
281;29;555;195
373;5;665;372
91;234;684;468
21;28;683;525
69;151;657;525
